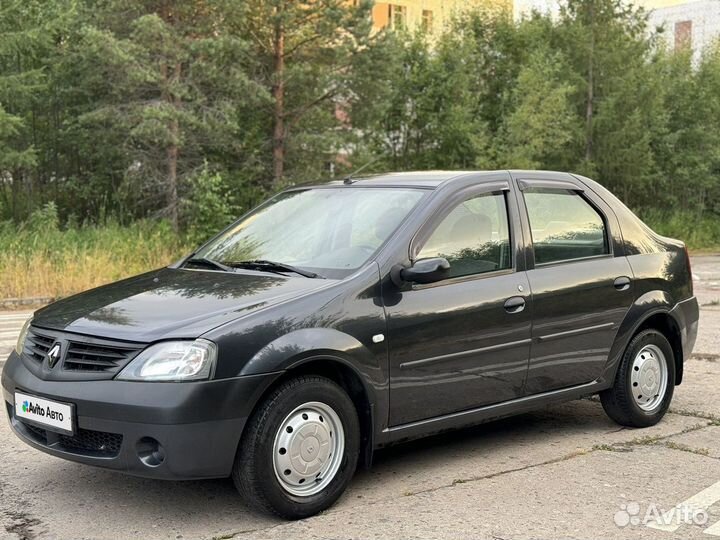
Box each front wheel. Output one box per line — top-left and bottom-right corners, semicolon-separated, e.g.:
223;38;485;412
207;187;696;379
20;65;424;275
232;375;360;519
600;329;675;427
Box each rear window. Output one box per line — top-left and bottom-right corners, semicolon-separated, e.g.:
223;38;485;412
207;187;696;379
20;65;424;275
523;189;609;265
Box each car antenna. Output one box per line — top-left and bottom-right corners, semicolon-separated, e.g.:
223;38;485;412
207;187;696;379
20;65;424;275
343;156;381;184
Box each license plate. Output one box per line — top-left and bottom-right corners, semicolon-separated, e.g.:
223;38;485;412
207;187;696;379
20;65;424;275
14;391;74;435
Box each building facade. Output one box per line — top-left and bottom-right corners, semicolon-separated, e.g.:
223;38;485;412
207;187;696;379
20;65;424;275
513;0;720;61
512;0;560;19
371;0;511;35
642;0;720;62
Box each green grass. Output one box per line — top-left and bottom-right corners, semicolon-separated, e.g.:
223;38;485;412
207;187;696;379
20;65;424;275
640;209;720;251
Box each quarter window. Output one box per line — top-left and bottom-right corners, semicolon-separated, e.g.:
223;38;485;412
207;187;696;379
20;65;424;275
417;192;511;279
523;189;608;264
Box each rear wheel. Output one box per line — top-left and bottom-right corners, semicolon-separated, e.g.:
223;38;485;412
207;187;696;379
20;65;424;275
232;375;359;519
601;329;675;427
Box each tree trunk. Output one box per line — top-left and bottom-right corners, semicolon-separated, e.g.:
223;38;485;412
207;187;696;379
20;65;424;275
167;122;179;231
10;169;20;222
272;5;286;188
162;60;181;232
159;4;180;231
585;2;595;162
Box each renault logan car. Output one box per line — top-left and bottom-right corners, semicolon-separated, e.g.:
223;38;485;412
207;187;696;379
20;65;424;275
2;170;699;519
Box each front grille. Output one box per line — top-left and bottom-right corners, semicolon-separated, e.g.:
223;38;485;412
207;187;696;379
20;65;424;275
11;406;123;458
22;421;48;443
64;340;139;372
22;326;144;377
58;428;123;456
25;329;54;363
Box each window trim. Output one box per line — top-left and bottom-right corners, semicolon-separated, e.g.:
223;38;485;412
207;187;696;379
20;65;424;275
517;178;584;192
410;266;515;291
521;186;612;268
408;183;514;286
531;252;613;269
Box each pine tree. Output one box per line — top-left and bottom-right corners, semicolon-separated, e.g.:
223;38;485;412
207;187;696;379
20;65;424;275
0;0;73;220
65;0;263;230
240;0;374;186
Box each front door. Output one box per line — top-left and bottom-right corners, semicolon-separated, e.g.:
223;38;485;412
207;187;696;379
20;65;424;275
516;176;634;394
385;184;532;426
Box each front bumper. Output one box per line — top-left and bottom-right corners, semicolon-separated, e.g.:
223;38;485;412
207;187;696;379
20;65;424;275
2;350;279;480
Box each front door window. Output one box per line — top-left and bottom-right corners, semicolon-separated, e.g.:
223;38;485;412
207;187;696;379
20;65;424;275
417;192;511;279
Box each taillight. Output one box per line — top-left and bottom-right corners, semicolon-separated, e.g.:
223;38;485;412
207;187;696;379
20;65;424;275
684;245;693;295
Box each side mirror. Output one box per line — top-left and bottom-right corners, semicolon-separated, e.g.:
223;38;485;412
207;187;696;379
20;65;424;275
400;257;450;284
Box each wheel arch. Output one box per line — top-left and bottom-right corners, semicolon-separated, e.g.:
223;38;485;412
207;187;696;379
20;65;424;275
634;311;684;385
607;291;685;387
240;355;376;470
238;328;382;470
284;356;375;468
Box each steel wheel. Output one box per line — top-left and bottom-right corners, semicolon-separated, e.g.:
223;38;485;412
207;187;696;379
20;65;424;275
272;401;345;497
630;344;668;412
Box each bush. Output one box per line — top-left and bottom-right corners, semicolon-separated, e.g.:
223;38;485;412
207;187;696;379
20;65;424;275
183;167;236;246
182;165;268;246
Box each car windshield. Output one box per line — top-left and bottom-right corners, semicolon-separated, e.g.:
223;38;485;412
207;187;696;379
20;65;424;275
193;187;426;278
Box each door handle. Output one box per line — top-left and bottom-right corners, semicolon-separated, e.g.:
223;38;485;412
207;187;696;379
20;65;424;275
504;296;526;313
613;276;631;291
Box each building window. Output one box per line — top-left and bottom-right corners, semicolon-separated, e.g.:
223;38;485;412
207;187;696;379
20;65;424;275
675;20;692;49
422;10;433;32
389;4;406;29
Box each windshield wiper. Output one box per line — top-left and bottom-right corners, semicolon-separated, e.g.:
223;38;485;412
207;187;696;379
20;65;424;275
228;260;323;279
184;257;233;273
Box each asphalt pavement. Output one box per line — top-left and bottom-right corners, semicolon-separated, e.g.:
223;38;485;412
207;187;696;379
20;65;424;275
0;255;719;540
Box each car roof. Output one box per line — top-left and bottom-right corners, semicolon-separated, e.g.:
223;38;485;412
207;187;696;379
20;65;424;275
303;170;575;189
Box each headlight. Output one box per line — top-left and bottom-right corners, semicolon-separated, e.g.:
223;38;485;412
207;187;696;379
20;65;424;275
116;339;217;382
16;317;33;355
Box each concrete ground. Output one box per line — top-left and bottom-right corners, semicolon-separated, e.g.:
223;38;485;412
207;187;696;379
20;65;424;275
1;255;719;540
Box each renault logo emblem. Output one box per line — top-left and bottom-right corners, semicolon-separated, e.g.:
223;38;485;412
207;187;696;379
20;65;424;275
47;343;61;368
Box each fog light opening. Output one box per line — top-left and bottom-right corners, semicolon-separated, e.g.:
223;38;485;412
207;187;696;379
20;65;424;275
136;437;166;467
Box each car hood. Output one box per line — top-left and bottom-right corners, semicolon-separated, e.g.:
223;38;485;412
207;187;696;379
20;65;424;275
32;268;331;342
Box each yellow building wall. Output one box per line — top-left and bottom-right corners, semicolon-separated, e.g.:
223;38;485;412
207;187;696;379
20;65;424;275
371;0;511;35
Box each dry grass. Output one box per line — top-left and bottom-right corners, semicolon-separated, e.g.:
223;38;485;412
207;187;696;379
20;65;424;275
0;218;191;301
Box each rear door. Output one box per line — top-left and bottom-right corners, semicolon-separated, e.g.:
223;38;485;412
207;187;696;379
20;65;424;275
385;179;532;426
513;173;634;394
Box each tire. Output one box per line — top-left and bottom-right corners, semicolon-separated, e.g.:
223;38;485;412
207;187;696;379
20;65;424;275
232;375;360;519
601;329;675;428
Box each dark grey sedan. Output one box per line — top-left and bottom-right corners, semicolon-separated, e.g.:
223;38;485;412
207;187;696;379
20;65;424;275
2;170;699;519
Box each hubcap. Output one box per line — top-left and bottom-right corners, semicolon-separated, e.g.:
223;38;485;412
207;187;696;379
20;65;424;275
630;344;668;412
272;401;345;497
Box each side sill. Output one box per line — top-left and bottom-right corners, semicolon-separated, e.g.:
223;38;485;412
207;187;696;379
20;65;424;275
377;379;610;446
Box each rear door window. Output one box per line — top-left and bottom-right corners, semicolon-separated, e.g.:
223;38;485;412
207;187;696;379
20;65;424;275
523;189;608;265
